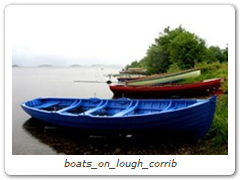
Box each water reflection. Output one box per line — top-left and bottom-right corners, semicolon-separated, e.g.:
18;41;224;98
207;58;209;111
22;118;148;155
22;118;198;155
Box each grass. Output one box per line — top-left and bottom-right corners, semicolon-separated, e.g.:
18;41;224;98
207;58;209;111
196;61;228;93
167;61;228;154
197;94;228;154
177;62;228;154
195;62;228;149
179;61;228;93
208;95;228;143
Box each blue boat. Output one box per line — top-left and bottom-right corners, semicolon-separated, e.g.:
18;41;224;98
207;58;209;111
21;96;217;140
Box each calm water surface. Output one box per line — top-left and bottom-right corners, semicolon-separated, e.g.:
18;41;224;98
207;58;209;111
12;67;119;155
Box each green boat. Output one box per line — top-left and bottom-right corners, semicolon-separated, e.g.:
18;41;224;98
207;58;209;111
125;68;201;86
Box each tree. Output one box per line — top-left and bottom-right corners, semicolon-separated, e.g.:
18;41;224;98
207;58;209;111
125;60;141;69
222;46;228;62
145;44;170;74
126;26;227;74
204;45;228;63
167;31;206;69
145;26;207;72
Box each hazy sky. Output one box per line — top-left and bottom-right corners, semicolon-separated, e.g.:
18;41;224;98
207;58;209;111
8;5;233;67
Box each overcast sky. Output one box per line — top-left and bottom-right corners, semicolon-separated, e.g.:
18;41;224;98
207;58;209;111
8;5;233;67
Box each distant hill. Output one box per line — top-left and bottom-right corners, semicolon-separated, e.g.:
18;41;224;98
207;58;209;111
69;64;83;67
12;64;20;67
38;64;53;67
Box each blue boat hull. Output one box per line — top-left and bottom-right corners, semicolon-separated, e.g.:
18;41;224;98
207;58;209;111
21;96;217;140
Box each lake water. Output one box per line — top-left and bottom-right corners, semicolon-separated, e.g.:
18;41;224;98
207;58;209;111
12;66;120;155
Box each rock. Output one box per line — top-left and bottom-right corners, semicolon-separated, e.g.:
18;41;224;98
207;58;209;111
114;148;121;154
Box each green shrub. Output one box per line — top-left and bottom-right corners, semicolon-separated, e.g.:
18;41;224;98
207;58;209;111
207;95;228;145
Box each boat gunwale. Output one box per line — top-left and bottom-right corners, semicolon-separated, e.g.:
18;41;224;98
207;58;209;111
125;68;200;84
110;78;224;91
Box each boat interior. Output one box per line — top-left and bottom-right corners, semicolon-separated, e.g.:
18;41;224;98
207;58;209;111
25;98;200;117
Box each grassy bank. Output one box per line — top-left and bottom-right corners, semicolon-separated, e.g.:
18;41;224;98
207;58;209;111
198;94;228;154
124;62;229;154
176;61;228;93
196;61;228;93
176;62;228;154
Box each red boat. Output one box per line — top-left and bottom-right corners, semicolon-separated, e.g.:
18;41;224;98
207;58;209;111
109;78;225;98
